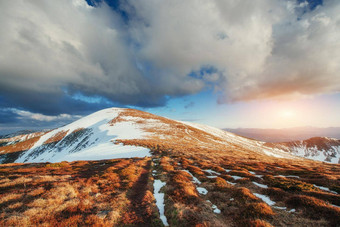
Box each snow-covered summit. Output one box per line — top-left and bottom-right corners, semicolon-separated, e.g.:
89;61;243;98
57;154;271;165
3;108;152;163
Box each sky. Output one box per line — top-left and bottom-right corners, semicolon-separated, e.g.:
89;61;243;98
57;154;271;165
0;0;339;134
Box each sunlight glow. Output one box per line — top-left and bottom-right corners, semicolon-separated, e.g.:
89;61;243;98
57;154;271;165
280;110;295;118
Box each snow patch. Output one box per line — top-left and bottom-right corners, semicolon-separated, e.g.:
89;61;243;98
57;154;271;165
252;181;268;189
207;200;221;214
183;170;201;184
254;193;276;206
273;206;287;210
197;187;208;195
60;144;150;162
212;204;221;214
313;184;338;194
230;175;242;180
153;179;168;226
275;175;300;178
204;169;220;175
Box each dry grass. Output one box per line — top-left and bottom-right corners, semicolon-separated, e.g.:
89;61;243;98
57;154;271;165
169;170;199;202
1;152;339;226
233;187;259;203
241;219;274;227
44;130;68;144
264;175;320;192
187;165;205;176
214;177;229;189
0;158;157;226
229;170;254;178
0;136;41;154
242;202;275;218
286;195;340;225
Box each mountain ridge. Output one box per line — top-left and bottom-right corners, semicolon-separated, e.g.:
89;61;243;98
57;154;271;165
266;137;340;164
0;107;294;164
225;127;340;142
1;107;339;164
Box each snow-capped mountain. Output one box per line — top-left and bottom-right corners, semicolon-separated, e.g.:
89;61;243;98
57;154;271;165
0;107;295;164
265;137;340;164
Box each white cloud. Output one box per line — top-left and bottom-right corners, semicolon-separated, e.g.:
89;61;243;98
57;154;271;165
14;109;79;122
0;0;339;110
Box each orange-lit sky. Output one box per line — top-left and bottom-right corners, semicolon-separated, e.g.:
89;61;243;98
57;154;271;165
148;92;340;129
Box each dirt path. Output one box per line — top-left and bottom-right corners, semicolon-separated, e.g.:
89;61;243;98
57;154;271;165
122;160;154;226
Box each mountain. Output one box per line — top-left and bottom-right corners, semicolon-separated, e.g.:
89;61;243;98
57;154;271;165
0;130;37;139
0;107;292;164
0;108;339;226
266;137;340;164
225;127;340;142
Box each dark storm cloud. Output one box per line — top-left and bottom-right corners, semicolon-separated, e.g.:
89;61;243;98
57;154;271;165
0;88;112;116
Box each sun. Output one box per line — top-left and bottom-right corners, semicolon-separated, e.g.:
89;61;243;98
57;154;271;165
280;109;295;118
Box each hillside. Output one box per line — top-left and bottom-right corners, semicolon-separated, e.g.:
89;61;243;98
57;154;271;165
0;108;339;226
266;137;340;164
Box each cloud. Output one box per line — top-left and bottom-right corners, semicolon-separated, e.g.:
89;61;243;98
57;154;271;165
0;108;82;135
0;0;339;116
0;0;205;115
13;110;77;122
124;0;340;102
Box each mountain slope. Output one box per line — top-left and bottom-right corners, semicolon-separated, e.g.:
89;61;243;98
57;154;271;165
0;108;339;226
266;137;340;164
0;108;151;163
0;107;293;164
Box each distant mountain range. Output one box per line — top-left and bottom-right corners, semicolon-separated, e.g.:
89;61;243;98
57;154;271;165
0;130;37;139
225;127;340;142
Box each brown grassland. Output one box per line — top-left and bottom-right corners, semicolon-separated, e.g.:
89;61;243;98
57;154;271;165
2;151;338;226
0;158;161;226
